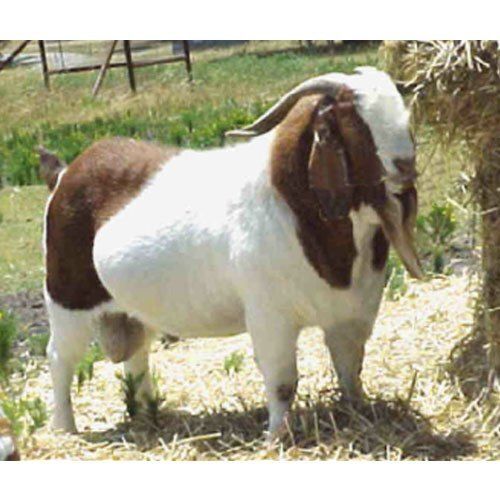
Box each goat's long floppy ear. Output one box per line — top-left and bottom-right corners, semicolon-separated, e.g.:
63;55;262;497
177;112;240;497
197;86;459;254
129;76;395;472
376;191;424;279
308;103;352;219
333;86;386;197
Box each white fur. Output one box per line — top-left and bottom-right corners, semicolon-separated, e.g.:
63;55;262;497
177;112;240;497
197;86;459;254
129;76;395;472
0;435;15;460
351;67;414;188
46;68;408;435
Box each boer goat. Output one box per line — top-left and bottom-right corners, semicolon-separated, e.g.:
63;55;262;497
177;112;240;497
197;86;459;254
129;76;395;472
42;67;422;437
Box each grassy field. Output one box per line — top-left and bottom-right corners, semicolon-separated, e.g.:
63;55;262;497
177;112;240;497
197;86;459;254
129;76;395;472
1;41;497;461
0;41;377;185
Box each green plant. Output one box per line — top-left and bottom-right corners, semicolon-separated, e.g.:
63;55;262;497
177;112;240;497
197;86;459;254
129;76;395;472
0;310;18;381
27;332;49;357
385;253;408;301
116;371;145;419
145;370;164;426
416;202;457;274
0;395;47;437
23;397;47;433
223;351;245;375
75;343;104;392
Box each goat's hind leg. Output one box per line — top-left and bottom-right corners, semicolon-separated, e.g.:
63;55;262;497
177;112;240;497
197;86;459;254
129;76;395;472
46;297;95;433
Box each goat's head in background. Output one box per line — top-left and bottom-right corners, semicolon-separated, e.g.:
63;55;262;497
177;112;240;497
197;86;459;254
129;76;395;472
227;67;423;279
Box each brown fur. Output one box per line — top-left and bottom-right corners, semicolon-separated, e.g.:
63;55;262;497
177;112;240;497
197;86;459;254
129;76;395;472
270;95;392;288
45;138;179;310
38;145;67;191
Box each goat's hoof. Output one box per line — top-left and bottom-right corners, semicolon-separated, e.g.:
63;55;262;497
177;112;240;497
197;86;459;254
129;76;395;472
339;390;368;411
52;419;77;434
265;413;291;444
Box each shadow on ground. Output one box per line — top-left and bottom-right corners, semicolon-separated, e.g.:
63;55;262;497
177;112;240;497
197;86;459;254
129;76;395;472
81;392;475;460
447;328;490;401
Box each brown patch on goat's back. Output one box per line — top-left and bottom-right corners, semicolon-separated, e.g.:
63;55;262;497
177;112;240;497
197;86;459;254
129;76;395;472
270;97;357;288
45;138;179;310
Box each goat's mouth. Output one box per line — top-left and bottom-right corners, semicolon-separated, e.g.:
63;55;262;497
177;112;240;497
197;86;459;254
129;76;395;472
376;189;424;280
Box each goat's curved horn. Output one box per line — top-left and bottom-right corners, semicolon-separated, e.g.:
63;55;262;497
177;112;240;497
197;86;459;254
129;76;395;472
226;74;349;138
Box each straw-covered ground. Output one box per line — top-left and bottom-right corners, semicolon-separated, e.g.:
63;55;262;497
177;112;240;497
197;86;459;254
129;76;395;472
14;270;498;460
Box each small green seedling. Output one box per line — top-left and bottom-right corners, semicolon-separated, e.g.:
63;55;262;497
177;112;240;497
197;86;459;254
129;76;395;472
0;310;18;382
416;202;457;274
116;371;145;419
75;343;104;392
145;370;164;427
1;395;47;436
385;254;408;301
27;332;49;357
223;351;245;375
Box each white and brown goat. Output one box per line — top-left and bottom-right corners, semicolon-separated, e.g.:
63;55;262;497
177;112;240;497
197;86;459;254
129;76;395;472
42;67;422;436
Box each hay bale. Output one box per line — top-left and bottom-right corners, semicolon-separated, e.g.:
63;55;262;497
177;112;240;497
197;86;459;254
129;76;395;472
380;41;500;384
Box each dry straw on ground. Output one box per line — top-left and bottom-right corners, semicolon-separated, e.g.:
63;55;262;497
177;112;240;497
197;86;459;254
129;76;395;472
381;40;500;383
15;274;499;460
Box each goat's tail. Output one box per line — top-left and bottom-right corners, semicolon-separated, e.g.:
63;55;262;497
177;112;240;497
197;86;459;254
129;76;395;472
36;145;66;191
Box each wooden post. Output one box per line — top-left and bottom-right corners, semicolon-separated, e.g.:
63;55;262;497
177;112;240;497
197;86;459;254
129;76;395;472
123;40;136;93
38;40;50;90
92;40;118;97
0;40;31;71
182;40;193;82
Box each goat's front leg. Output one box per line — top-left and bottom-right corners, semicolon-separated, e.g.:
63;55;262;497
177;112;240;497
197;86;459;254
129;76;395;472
324;320;372;402
246;306;299;439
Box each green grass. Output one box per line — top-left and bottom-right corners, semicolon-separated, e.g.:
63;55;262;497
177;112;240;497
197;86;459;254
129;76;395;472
0;310;18;381
0;42;377;186
0;186;47;293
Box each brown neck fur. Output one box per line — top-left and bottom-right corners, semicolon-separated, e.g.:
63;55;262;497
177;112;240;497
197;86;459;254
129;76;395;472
270;97;358;288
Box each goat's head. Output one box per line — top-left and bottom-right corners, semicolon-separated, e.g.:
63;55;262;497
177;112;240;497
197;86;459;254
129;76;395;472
227;67;423;279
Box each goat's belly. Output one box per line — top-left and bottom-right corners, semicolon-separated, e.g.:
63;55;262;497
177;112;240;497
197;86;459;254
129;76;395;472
97;261;245;337
94;238;245;339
